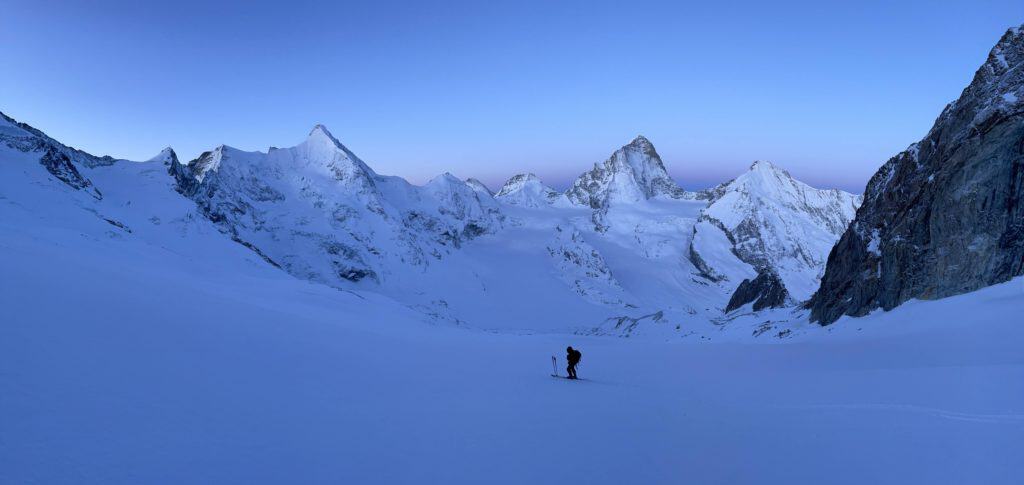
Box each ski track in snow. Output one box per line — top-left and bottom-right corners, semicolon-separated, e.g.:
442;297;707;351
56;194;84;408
793;403;1024;424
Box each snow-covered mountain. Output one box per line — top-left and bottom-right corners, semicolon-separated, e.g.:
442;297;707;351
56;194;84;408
495;173;569;208
689;160;861;301
170;125;504;287
566;135;690;210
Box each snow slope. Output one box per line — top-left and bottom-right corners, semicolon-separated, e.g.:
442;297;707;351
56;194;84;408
2;191;1021;483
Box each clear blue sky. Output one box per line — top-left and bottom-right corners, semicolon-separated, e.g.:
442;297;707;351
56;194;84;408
2;1;1021;192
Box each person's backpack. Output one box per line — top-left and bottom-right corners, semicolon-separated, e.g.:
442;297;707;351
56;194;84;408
574;349;582;363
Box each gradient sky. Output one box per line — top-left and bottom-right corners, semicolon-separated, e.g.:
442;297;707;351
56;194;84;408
2;1;1022;192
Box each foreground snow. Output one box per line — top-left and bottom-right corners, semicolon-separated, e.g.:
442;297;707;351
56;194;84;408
2;194;1022;484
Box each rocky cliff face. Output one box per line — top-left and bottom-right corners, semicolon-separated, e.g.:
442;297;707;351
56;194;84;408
725;270;790;313
810;26;1024;324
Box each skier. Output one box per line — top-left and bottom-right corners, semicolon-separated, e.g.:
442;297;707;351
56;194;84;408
566;346;582;379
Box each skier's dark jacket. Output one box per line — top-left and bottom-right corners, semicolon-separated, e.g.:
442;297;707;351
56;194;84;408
567;348;582;365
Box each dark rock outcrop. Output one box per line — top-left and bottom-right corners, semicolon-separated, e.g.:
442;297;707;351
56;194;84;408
726;271;790;312
810;26;1024;324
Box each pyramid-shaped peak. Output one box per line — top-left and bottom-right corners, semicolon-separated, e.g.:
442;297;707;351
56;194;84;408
147;146;179;164
309;124;333;137
497;173;549;197
616;134;661;163
428;172;463;186
306;124;352;151
741;161;795;185
749;160;784;172
630;134;651;144
625;135;655;150
512;172;542;182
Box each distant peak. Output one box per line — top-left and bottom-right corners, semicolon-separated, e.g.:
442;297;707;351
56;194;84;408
309;124;332;137
627;134;652;147
512;172;541;182
306;124;349;151
432;171;460;182
748;160;790;175
148;146;179;164
497;172;549;197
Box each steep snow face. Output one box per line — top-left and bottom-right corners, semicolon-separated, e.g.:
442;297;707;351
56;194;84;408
495;173;569;208
690;161;861;300
465;178;494;197
811;25;1024;324
566;135;688;209
170;125;504;288
146;147;179;165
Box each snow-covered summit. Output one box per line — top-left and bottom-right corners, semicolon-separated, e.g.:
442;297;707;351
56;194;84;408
565;135;687;209
495;173;568;208
690;160;861;301
168;126;504;289
146;147;178;165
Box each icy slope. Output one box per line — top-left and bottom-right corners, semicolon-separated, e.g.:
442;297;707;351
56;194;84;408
691;161;861;300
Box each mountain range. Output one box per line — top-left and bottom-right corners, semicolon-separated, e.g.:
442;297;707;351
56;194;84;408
2;24;1022;336
0;112;859;335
